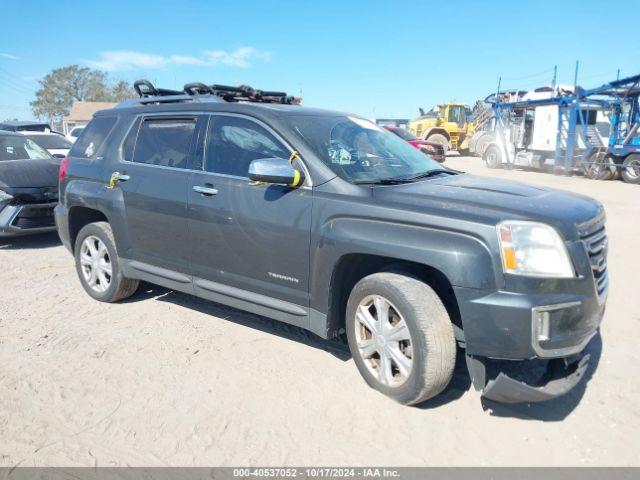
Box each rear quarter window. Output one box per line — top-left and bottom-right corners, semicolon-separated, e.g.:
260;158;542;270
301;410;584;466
69;116;118;158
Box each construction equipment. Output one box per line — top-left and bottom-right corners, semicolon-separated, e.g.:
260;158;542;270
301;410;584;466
408;103;476;153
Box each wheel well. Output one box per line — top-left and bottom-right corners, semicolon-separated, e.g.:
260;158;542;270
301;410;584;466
327;254;462;338
68;207;108;250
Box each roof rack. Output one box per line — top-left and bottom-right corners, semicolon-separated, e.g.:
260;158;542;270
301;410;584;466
131;79;301;105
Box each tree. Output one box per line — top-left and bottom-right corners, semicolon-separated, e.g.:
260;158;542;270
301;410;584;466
109;80;136;102
30;65;135;123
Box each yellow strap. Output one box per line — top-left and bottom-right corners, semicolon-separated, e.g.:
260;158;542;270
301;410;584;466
289;150;299;163
290;169;301;187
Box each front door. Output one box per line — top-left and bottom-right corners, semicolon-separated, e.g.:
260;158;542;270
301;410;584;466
187;114;312;324
116;115;203;275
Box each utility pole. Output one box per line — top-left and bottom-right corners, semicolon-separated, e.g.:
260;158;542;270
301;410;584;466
552;65;558;89
617;69;620;81
573;61;580;88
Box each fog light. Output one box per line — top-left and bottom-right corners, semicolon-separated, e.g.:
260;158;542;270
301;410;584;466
535;311;551;341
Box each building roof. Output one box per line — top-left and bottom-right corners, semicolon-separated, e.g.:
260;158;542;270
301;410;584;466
64;101;116;122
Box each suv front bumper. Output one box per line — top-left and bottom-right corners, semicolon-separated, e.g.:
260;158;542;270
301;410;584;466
0;202;58;237
479;351;591;403
455;285;605;403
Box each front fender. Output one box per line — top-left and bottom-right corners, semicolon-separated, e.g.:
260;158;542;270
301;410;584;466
309;216;497;314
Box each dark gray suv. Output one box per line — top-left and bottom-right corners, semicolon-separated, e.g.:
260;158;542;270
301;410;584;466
55;81;607;405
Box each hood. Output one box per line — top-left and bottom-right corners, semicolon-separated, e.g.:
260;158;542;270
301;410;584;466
372;173;603;239
0;158;60;193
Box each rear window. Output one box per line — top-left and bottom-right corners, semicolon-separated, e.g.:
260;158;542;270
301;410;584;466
25;134;72;150
132;117;196;169
0;135;51;161
69;117;117;158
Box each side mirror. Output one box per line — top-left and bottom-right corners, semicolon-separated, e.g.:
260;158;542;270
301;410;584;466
248;158;306;187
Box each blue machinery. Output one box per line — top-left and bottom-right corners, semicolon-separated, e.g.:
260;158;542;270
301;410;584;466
490;73;640;176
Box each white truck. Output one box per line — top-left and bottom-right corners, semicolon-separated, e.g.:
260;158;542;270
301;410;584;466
470;86;610;172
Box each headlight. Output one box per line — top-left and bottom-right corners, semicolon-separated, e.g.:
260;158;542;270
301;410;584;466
497;221;574;278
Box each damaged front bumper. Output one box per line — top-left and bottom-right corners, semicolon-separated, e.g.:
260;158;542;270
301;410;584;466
466;348;593;404
0;201;58;237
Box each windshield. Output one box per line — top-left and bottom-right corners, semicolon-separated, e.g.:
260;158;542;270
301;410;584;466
25;134;71;150
285;115;442;183
0;135;52;161
388;127;418;142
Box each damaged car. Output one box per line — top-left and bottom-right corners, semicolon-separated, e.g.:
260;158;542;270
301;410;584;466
0;131;60;237
55;80;607;405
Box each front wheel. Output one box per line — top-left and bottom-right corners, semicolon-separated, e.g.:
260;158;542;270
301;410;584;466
346;272;456;405
425;133;449;155
74;221;139;302
621;154;640;184
483;144;502;169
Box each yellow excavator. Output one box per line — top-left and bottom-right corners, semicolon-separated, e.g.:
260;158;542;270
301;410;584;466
409;103;483;154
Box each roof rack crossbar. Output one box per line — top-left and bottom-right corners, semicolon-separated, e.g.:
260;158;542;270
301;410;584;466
132;79;301;105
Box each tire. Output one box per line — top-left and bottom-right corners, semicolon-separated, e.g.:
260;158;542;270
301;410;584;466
584;150;615;181
475;132;494;157
426;133;449;154
74;221;139;302
483;144;502;169
345;272;456;405
621;154;640;184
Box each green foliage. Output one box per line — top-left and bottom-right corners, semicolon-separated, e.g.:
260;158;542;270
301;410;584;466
30;65;135;121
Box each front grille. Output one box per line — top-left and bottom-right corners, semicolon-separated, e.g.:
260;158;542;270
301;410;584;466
578;216;608;299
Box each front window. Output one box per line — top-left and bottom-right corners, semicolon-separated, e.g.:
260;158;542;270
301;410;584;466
205;116;290;177
0;135;52;161
285;115;442;183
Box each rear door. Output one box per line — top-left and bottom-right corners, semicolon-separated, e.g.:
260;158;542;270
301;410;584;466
116;114;204;275
186;113;312;323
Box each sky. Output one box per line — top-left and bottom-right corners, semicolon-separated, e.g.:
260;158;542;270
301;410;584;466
1;0;639;122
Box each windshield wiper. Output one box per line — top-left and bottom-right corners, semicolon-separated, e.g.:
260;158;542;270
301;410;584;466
353;169;456;186
399;169;455;181
353;177;414;185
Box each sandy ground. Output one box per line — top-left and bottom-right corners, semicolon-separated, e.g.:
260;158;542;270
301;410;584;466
1;156;639;467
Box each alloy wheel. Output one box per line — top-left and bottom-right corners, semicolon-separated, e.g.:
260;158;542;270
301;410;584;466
354;295;413;387
80;235;112;293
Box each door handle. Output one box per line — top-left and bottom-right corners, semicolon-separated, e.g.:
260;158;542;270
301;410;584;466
108;171;130;189
193;185;218;196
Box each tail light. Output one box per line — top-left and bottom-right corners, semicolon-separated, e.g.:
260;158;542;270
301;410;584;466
59;156;70;180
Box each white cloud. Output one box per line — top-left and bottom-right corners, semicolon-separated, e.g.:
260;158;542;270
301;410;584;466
86;47;271;72
204;47;272;68
0;53;19;60
87;51;167;71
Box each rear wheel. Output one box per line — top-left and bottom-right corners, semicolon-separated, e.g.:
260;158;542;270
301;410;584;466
346;272;456;405
74;222;139;302
483;144;502;169
426;133;449;155
621;154;640;184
